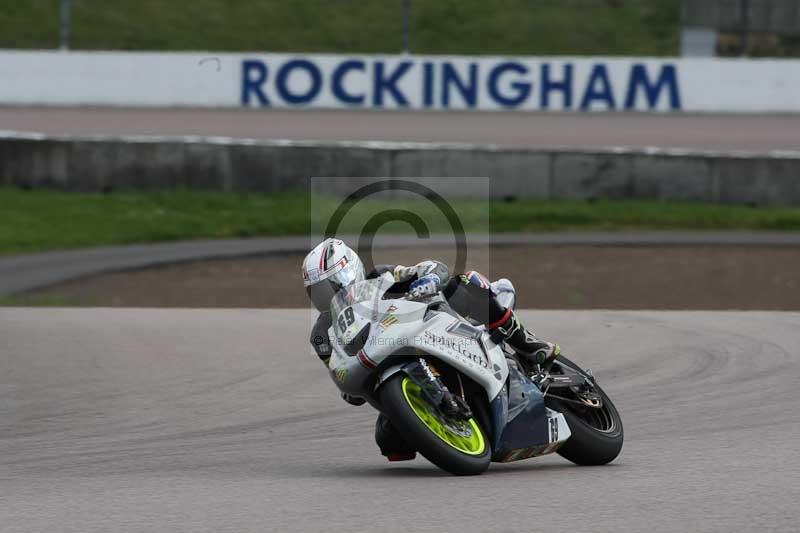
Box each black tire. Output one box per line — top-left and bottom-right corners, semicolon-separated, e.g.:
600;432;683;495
548;356;623;466
379;374;491;476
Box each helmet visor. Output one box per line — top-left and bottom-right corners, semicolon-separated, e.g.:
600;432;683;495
306;263;361;312
307;277;342;312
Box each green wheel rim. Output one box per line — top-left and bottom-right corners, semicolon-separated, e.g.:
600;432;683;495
401;377;486;456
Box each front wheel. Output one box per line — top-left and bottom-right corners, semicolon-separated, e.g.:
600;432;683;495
379;374;491;476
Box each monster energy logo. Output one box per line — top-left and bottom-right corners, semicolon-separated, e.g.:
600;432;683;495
379;315;399;331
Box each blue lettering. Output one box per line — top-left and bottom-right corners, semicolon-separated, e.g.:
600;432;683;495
276;59;322;105
540;63;573;109
373;61;412;107
331;60;365;105
441;63;478;108
487;62;531;108
241;60;269;106
624;64;681;111
423;62;435;107
580;64;616;111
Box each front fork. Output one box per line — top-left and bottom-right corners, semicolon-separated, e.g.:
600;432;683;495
386;358;473;420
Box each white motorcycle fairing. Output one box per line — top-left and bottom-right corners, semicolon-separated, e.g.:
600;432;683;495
326;274;571;461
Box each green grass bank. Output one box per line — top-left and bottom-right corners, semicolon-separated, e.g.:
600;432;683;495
3;186;800;255
0;0;680;55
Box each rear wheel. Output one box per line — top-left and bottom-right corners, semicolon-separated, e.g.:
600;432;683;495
546;356;623;465
380;374;491;475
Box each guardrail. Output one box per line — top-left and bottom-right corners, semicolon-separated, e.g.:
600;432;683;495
2;131;799;205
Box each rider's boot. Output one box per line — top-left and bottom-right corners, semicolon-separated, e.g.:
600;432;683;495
491;310;560;369
375;414;416;461
341;392;366;406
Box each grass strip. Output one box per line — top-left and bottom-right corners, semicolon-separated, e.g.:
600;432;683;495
0;0;680;56
3;187;800;255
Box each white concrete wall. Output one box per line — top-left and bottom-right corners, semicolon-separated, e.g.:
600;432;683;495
2;50;800;112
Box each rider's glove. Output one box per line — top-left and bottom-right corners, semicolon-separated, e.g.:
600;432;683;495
409;273;441;299
393;264;415;282
394;260;440;282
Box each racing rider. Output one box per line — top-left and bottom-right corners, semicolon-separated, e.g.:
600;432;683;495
301;238;559;461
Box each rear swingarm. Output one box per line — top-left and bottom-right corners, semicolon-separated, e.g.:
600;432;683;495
532;362;603;408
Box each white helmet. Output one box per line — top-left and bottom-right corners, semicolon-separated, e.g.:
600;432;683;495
302;238;365;312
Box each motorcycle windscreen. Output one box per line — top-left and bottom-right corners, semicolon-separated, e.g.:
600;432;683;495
330;277;391;355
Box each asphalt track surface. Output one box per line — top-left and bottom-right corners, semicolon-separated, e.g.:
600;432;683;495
2;308;799;532
3;107;800;151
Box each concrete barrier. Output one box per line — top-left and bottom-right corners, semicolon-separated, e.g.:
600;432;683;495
1;131;799;205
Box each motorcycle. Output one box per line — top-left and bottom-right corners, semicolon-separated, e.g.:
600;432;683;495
327;273;623;475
